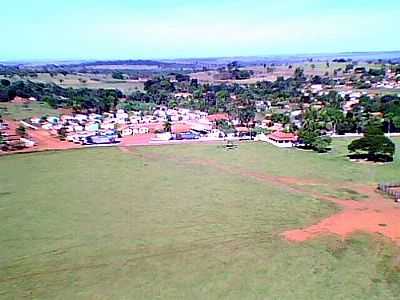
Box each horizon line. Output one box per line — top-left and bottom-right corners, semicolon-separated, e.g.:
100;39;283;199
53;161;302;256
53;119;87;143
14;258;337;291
1;49;400;64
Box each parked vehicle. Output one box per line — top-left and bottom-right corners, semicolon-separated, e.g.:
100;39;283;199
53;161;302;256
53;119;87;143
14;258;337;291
83;135;118;145
178;132;200;140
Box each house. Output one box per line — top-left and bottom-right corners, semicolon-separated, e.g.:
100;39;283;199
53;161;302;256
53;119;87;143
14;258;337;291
189;120;212;132
85;123;100;132
267;131;298;148
172;124;192;134
343;99;360;112
235;126;250;136
174;92;193;99
207;113;229;122
116;109;129;124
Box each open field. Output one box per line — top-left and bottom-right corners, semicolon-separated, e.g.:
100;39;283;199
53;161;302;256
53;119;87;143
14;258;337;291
1;73;145;94
1;140;400;299
0;102;59;120
190;62;386;84
140;137;400;184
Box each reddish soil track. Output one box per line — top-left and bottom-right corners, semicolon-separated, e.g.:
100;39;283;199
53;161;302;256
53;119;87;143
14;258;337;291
120;134;155;146
124;149;400;246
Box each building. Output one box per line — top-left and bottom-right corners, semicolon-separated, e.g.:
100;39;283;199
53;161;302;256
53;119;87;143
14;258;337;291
207;113;229;123
267;131;298;148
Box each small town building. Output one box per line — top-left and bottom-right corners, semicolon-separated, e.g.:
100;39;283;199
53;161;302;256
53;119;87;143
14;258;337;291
267;131;298;148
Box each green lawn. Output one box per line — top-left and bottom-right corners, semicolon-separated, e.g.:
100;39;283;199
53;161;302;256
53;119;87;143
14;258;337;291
139;137;400;184
0;142;399;299
0;102;59;120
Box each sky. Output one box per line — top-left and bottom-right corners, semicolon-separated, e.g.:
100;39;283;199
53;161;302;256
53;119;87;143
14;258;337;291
1;0;399;61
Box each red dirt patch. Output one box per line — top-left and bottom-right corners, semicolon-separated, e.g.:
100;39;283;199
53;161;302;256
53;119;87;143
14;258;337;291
283;185;400;246
1;121;81;154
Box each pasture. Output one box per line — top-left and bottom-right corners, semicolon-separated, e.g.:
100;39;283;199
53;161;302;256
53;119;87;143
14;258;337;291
1;73;145;94
0;102;59;120
190;62;385;84
0;139;399;299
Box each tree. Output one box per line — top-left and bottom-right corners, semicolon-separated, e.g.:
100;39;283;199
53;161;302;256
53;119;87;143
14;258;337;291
163;116;172;132
238;106;255;126
310;64;316;74
16;125;27;137
0;79;10;87
112;71;124;80
313;136;332;153
215;90;230;111
43;96;58;108
321;107;344;134
58;126;67;140
294;67;305;80
348;119;395;161
227;61;239;72
299;108;332;152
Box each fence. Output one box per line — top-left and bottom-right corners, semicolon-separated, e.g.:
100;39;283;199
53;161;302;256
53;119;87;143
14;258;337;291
378;183;400;201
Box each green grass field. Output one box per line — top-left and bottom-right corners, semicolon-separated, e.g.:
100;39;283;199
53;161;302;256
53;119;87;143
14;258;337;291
1;139;399;299
0;102;59;120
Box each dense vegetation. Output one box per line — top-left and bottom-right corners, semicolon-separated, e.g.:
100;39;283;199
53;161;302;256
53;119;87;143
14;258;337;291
0;79;123;113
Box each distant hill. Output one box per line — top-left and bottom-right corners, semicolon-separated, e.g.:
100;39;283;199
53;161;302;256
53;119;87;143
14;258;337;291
2;50;399;71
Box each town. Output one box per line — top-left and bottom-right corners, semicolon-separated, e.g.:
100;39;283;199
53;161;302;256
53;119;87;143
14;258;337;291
1;59;399;157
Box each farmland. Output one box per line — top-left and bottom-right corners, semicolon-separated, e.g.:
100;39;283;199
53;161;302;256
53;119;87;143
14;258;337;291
1;139;400;299
190;62;382;84
0;73;145;94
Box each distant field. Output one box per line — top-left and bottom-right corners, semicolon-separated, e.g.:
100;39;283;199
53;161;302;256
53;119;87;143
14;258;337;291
38;73;145;94
1;139;399;299
87;64;161;70
190;62;383;84
0;102;59;120
1;73;145;94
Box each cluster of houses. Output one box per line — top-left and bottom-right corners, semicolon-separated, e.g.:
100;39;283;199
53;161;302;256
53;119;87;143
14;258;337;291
24;108;255;145
20;104;301;148
372;68;400;90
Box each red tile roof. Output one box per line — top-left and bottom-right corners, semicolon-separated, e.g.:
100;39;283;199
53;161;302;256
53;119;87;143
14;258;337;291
172;124;192;134
269;131;298;142
207;113;229;122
